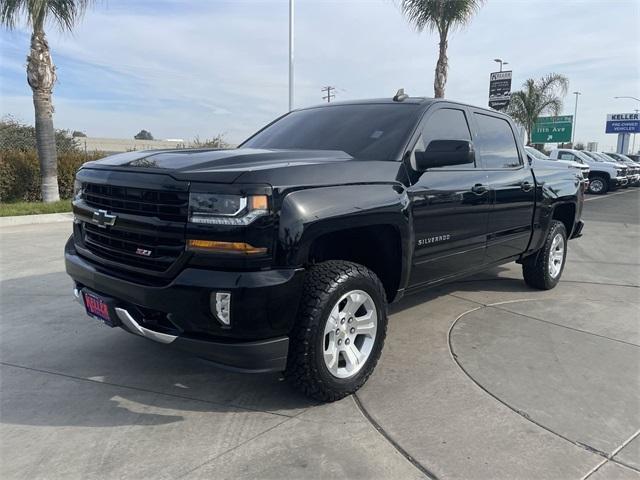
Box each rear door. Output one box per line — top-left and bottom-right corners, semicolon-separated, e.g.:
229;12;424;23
471;111;535;263
406;105;490;287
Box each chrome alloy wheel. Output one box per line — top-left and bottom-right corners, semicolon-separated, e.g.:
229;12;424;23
590;178;604;193
548;233;565;279
322;290;378;379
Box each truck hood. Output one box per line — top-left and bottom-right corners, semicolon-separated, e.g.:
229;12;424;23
83;148;354;184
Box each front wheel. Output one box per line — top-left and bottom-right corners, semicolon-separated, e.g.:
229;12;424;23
588;175;608;194
522;220;567;290
285;261;388;402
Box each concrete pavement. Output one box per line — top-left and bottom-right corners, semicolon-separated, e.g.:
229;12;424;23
1;188;639;479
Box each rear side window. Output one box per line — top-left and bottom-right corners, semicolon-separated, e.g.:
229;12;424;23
559;152;577;161
413;108;473;169
473;113;521;169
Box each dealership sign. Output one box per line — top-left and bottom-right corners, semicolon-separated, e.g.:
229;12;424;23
488;71;512;110
531;115;573;143
605;113;640;134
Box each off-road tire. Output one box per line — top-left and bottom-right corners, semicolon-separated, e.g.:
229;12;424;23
285;260;388;402
588;174;609;194
522;220;567;290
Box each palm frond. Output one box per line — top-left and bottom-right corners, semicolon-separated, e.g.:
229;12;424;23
0;0;91;30
400;0;484;34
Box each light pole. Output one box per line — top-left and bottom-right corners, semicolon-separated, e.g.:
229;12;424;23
288;0;294;112
613;96;640;154
493;58;508;72
572;91;581;145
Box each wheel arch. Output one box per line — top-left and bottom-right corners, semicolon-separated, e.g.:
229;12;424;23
276;184;412;302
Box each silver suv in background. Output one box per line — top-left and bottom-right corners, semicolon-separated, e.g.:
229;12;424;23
549;148;627;194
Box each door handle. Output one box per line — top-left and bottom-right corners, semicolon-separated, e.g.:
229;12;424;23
471;184;488;194
521;181;533;192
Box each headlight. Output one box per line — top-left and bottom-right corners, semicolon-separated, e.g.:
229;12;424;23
188;193;269;225
73;179;83;200
616;169;623;176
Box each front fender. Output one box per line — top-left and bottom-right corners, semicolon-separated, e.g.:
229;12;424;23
276;183;412;282
528;168;583;253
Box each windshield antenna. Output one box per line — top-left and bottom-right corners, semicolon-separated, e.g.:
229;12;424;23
393;88;409;102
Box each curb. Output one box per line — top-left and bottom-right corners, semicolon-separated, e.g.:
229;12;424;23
0;212;73;227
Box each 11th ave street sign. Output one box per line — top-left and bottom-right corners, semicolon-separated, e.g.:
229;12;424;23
531;115;573;143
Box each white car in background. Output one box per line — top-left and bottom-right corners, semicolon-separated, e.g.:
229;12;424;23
525;146;589;188
601;152;640;186
548;148;627;194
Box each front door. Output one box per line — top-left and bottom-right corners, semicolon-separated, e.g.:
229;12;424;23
470;111;535;263
406;106;491;288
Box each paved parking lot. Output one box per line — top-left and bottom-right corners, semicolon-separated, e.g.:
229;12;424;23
1;188;638;480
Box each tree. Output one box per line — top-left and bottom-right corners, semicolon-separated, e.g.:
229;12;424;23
507;73;569;145
1;0;93;202
134;129;154;140
400;0;484;98
71;130;86;137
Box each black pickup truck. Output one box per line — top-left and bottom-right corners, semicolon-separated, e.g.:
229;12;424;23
66;95;585;401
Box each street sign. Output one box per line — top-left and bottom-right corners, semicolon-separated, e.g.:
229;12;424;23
531;115;573;143
488;71;512;111
605;113;640;134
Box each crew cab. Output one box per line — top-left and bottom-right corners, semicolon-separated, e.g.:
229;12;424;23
549;148;627;194
66;95;585;401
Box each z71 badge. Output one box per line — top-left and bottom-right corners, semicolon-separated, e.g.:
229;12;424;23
417;234;451;247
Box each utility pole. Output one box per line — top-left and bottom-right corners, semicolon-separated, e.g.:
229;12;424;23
572;91;581;145
288;0;294;111
321;86;336;103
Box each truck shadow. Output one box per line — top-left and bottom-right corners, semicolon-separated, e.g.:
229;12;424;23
1;265;531;429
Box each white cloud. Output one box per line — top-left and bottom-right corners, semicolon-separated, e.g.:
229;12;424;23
1;0;638;150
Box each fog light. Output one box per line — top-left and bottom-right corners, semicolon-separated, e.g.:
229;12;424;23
211;292;231;326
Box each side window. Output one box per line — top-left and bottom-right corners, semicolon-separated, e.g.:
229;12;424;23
559;152;576;161
473;113;522;169
412;108;473;169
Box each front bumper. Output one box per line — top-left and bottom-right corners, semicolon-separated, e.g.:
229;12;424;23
66;239;305;372
613;176;628;187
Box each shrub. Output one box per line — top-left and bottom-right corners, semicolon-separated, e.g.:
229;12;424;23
0;149;106;202
0;116;79;153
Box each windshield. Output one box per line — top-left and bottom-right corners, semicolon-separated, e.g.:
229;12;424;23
242;103;422;161
582;151;604;162
525;147;550;160
607;153;631;162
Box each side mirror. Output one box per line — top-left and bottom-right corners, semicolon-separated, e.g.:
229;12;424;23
414;140;475;171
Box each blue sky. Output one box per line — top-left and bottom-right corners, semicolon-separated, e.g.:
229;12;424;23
1;0;639;150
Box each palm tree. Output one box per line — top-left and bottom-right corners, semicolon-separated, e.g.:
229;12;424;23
507;73;569;145
400;0;484;98
1;0;92;202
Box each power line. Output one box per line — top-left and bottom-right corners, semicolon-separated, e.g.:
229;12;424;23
321;86;336;103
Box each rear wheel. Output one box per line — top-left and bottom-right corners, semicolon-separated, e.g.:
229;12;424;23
588;175;608;194
285;260;388;402
522;220;567;290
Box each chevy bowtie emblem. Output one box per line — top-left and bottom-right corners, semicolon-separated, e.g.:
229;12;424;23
92;209;117;228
